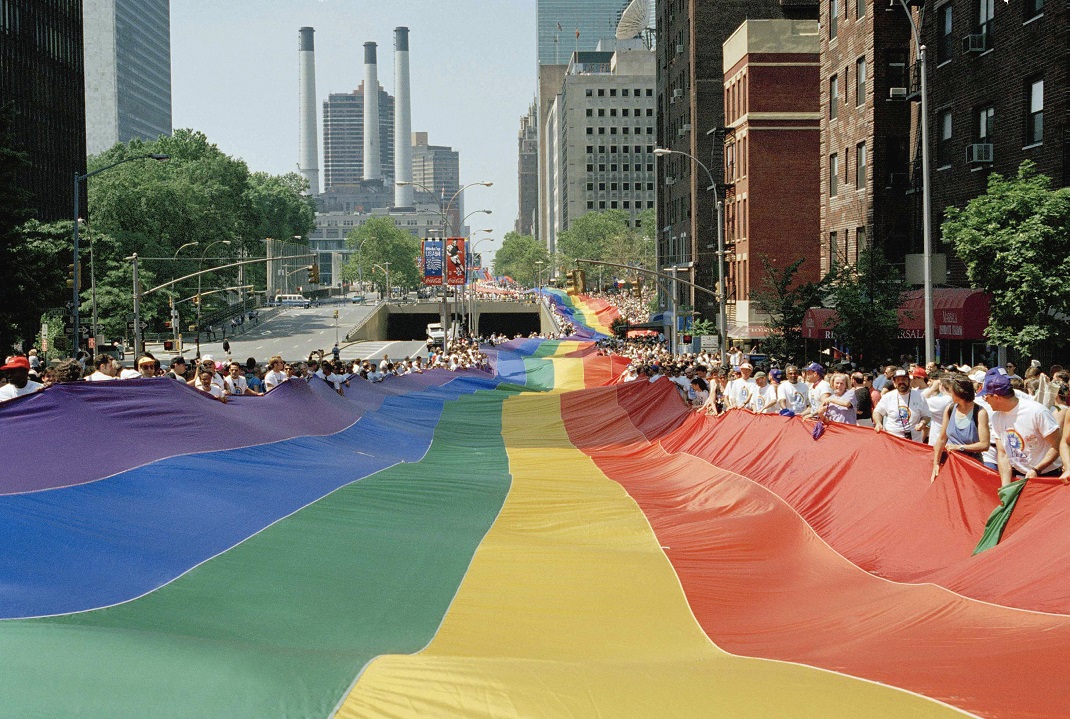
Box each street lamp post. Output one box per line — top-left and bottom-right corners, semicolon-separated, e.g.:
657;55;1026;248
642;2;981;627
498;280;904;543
653;147;723;362
889;0;934;366
372;262;391;304
196;240;231;359
397;180;493;341
72;153;169;354
169;241;198;352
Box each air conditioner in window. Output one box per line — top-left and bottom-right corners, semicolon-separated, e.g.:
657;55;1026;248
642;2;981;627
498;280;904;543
665;176;676;186
678;124;691;137
672;89;684;98
888;87;908;100
676;44;684;54
962;33;987;53
966;143;994;164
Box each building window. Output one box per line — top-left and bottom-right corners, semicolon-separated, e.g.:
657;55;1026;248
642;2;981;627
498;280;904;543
937;109;952;166
610;89;617;96
599;201;606;209
857;226;867;255
598;127;605;134
830;0;839;38
857;0;865;18
977;105;994;141
598;108;605;117
1028;78;1044;145
598;89;605;96
587;145;594;154
856;57;866;106
937;4;953;64
829;231;839;269
585;89;593;97
586;108;593;117
978;0;994;45
610;108;618;116
587;182;594;191
830;153;839;196
887;49;908;90
623;201;631;209
599;182;606;190
586;127;593;135
587;201;594;209
623;89;630;97
646;89;653;96
610;127;618;135
856;142;866;189
622;108;630;117
830;75;839;119
1025;0;1044;18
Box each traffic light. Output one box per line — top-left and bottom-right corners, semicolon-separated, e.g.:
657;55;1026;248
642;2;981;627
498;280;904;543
164;321;173;330
193;294;200;305
309;263;320;283
66;263;81;289
565;270;575;295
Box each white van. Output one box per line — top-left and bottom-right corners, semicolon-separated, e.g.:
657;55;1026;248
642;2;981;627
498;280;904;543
426;323;445;343
274;294;311;308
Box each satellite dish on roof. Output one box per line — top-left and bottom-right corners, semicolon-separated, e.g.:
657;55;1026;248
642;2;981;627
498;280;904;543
615;0;650;40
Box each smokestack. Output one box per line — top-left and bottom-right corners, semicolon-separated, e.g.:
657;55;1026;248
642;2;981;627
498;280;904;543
394;27;413;208
297;27;319;195
363;42;382;182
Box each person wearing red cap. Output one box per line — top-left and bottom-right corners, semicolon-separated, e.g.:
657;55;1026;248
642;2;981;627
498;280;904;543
0;356;43;402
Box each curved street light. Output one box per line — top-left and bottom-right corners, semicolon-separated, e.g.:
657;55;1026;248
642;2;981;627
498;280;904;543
653;146;720;358
196;240;231;359
72;152;170;351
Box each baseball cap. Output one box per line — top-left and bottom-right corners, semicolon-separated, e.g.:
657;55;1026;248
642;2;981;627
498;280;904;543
170;357;187;366
804;362;825;376
911;366;927;379
753;371;767;379
769;368;784;382
969;370;986;384
137;356;156;367
956;364;973;373
978;367;1014;397
202;354;214;362
893;369;909;378
0;356;30;371
740;361;753;370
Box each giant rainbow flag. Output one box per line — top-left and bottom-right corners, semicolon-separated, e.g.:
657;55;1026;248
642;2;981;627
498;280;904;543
540;287;619;338
2;334;1069;717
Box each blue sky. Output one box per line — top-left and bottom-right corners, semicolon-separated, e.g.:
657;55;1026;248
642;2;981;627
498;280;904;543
171;0;538;261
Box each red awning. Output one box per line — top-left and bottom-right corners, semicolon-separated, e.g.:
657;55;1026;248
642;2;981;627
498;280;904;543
802;289;991;341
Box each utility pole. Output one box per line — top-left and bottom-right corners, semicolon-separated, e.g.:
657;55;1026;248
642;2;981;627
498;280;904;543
130;253;142;357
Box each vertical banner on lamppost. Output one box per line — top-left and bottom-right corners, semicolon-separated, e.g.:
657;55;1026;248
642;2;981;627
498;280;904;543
423;240;443;285
445;237;466;286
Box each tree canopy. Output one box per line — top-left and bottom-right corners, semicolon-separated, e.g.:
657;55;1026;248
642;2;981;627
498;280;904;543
753;256;822;365
341;217;422;291
556;209;655;275
823;246;907;365
492;232;549;287
0;129;316;352
943;161;1070;355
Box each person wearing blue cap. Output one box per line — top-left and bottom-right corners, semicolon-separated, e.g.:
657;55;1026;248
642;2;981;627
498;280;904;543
981;367;1062;486
803;362;831;418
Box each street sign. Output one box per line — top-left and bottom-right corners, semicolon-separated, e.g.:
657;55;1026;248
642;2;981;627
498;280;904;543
126;321;148;331
80;327;90;337
63;324;74;336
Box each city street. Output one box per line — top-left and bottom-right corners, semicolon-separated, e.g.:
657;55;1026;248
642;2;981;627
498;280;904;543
167;298;427;364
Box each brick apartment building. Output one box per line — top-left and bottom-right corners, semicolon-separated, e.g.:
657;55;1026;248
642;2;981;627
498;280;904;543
919;0;1067;276
722;19;822;337
656;0;817;325
819;0;915;276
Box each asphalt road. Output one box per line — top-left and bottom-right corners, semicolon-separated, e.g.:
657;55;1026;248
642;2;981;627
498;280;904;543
171;299;428;364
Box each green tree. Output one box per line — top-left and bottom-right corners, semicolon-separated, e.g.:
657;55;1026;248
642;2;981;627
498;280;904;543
943;161;1070;355
492;232;549;286
753;256;823;364
246;171;316;243
824;246;907;365
341;217;421;292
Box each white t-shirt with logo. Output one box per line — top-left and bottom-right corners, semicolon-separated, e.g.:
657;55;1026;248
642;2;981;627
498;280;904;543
224;375;249;395
989;396;1061;475
808;380;832;414
778;381;809;414
748;383;779;414
725;378;756;409
875;388;932;441
264;370;288;390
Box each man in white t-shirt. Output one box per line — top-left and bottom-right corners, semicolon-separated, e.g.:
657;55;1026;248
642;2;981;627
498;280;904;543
224;361;260;396
86;355;117;381
803;362;832;417
873;368;932;441
777;365;809;414
979;367;1062;486
747;371;778;414
263;356;288;391
0;356;44;401
725;362;757;409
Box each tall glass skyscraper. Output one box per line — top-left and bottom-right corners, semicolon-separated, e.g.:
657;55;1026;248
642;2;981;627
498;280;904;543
321;84;395;190
536;0;630;65
83;0;172;156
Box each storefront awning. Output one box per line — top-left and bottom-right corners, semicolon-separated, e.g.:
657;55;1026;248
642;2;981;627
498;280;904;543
802;289;992;341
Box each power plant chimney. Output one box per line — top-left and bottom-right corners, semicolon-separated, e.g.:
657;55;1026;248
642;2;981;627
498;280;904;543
394;27;413;208
363;41;382;182
297;27;319;195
